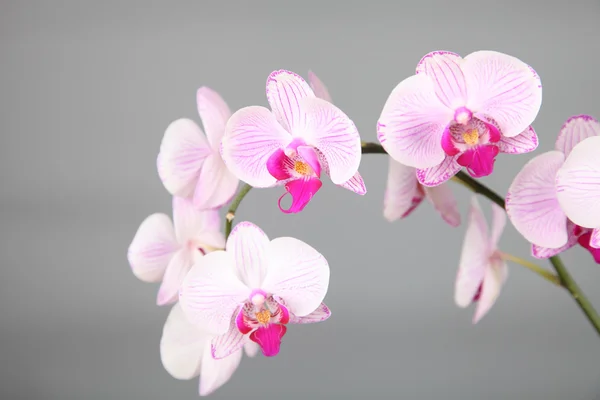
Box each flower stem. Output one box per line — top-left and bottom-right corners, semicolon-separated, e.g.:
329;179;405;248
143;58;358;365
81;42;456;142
224;183;253;240
499;252;562;286
362;141;600;336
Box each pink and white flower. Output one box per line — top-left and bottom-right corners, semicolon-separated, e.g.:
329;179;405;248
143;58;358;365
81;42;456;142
377;50;541;186
506;115;600;262
179;221;331;358
160;303;258;397
455;196;508;324
127;196;225;305
158;87;239;210
221;70;363;214
383;158;461;226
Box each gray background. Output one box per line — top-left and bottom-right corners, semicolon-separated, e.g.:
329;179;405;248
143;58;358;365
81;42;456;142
1;0;599;399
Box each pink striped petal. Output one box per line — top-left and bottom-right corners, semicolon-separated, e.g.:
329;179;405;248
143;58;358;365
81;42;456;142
423;184;461;227
196;87;232;151
416;155;462;186
555;115;600;158
473;258;508;324
210;323;246;360
193;154;239;210
377;74;452;169
158;118;212;197
226;221;270;289
244;342;259;358
556;136;600;228
591;228;600;249
462;51;542;138
455;196;490;308
383;159;424;222
179;251;251;335
289;302;331;324
338;171;367;195
506;151;568;248
415;51;467;109
221;106;291;188
489;202;506;249
532;221;579;259
497;126;539;154
157;249;195;306
308;70;332;103
200;340;243;396
297;97;361;184
262;237;329;317
266;70;315;133
173;197;220;242
128;213;178;283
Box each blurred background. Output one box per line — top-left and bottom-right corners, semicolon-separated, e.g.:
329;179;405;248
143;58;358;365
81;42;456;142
1;0;600;399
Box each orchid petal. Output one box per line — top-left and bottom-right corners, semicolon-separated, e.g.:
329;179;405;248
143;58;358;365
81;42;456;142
556;136;600;228
250;324;287;357
455;196;490;308
532;221;579;259
196;87;232;151
497;126;539;154
555;115;600;158
210;321;246;360
415;51;467;109
179;251;251;335
462;51;542;138
128;213;178;282
193;154;239;210
221;106;291;188
383;159;424;222
158;118;212;197
289;302;331;324
423;184;461;227
262;237;329;317
416;155;462;186
473;259;508;324
173;196;218;242
506;151;568;248
279;177;323;214
489;203;506;249
308;70;332;102
157;249;195;306
199;341;243;397
377;74;452;169
339;171;367;195
226;221;270;288
266;70;315;133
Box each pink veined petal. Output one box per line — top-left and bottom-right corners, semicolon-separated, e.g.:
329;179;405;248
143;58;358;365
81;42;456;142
199;340;243;397
308;70;333;103
210;320;247;360
244;342;260;358
556;136;600;228
505;151;568;248
173;196;220;243
249;324;287;357
415;51;467;109
338;171;367;195
423;184;461;227
128;213;178;283
296;97;361;184
377;74;453;169
266;69;315;133
158;118;212;197
383;159;425;222
496;126;539;154
590;228;600;249
473;258;508;324
416;155;462;187
555;115;600;158
157;249;195;306
489;202;506;250
462;51;542;138
221;106;291;188
193;153;239;210
278;177;323;214
262;237;330;317
226;221;270;288
531;221;579;259
289;302;331;324
455;196;491;308
160;303;208;380
196;87;232;151
179;251;251;335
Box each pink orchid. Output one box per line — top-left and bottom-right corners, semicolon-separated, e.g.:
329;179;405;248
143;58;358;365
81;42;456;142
377;50;541;186
158;87;239;210
127;196;225;305
221;70;363;214
455;196;508;324
506;115;600;263
383;158;461;226
160;303;259;396
179;221;331;358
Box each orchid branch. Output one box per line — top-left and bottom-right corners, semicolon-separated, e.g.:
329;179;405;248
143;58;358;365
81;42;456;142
224;183;253;240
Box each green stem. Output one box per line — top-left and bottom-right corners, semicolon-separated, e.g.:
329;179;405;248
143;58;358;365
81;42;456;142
362;141;600;336
224;183;253;240
499;252;561;286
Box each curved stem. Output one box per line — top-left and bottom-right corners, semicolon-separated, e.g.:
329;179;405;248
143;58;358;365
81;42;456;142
362;142;600;336
499;252;561;286
224;183;253;240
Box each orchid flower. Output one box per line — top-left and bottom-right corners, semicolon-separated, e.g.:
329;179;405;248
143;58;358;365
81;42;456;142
383;158;461;226
506;115;600;263
377;50;541;186
455;196;508;324
127;196;225;305
158;87;239;210
160;303;258;396
221;70;363;213
179;221;331;358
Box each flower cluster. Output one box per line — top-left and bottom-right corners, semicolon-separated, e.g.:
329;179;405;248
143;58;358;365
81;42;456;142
127;51;600;396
